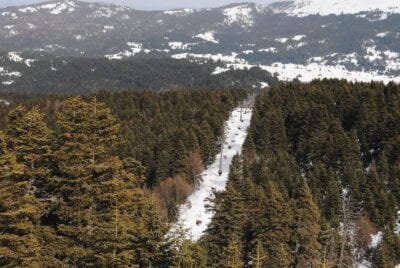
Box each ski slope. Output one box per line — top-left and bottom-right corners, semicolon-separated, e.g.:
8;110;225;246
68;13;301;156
169;107;252;241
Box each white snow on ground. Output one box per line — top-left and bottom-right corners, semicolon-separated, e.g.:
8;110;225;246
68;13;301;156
230;62;400;84
8;52;23;63
292;35;306;41
369;231;383;248
2;81;14;85
27;23;36;29
173;52;400;83
40;1;76;15
164;8;194;16
270;0;400;17
103;25;114;33
90;7;118;18
376;32;390;37
19;6;38;13
194;31;219;44
276;37;289;43
170;107;252;241
242;50;254;54
212;66;230;75
223;4;254;27
258;47;277;53
105;42;150;60
0;99;10;105
24;59;35;67
172;52;247;64
168;42;196;50
0;67;21;78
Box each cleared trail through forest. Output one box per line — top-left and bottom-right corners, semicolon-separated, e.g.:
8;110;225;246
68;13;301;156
169;104;253;241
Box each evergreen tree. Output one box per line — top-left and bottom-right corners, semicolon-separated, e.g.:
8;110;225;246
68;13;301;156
254;180;292;267
0;131;42;267
219;236;244;268
291;180;322;267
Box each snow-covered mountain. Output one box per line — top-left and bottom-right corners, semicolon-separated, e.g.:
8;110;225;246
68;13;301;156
0;0;400;90
270;0;400;17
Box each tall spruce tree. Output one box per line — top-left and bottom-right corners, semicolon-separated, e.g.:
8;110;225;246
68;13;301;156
291;180;322;267
0;131;42;267
54;97;167;266
254;180;292;267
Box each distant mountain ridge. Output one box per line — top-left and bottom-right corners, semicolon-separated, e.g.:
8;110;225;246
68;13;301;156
0;0;399;89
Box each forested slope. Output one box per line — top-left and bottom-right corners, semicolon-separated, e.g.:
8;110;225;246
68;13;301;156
0;89;245;267
202;80;400;267
0;55;278;94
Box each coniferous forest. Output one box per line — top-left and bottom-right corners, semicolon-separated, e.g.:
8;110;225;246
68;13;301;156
202;80;400;267
0;80;400;267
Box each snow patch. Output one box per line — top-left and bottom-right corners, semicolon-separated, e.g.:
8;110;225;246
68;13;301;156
164;8;194;16
376;32;390;37
105;42;150;60
270;0;400;17
258;47;277;53
212;66;230;75
90;7;117;18
19;6;38;13
194;31;219;44
369;232;383;248
276;37;289;43
40;0;76;15
0;99;10;105
292;34;306;41
7;52;23;63
171;52;247;64
223;4;254;27
242;50;254;54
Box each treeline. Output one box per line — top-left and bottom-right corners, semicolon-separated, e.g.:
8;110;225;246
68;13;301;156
201;80;400;267
0;89;245;267
0;56;278;94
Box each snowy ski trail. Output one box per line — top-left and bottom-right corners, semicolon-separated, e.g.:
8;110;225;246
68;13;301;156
169;107;252;241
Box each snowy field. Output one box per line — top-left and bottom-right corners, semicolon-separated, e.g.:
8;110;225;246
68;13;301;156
169;107;252;241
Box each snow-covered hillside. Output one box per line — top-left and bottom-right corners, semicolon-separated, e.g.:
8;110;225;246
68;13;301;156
271;0;400;17
169;107;252;241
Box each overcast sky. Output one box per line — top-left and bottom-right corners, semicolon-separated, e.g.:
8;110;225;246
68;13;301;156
0;0;277;10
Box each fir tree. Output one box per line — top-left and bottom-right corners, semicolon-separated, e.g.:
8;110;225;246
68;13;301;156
0;131;42;267
254;180;292;267
291;180;322;267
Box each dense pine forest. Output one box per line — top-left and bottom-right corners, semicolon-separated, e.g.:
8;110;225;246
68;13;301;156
202;80;400;267
1;80;400;267
0;56;278;94
0;89;246;267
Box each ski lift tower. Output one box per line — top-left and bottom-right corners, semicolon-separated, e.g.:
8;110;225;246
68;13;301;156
218;138;223;176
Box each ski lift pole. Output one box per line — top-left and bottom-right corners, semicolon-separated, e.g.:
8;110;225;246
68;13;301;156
218;142;223;176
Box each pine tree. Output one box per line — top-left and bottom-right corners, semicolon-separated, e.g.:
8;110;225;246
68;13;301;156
0;131;42;267
254;180;292;267
250;240;266;268
54;97;168;266
219;236;244;268
291;180;322;267
204;185;245;266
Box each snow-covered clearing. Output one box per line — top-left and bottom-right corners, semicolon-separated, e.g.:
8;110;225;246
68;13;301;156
194;31;219;44
169;107;252;241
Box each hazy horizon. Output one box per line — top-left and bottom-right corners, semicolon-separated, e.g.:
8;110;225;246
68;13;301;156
0;0;277;10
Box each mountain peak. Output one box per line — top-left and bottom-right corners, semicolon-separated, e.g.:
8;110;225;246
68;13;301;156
269;0;400;16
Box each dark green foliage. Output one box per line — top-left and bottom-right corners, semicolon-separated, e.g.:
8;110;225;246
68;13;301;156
204;80;400;267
